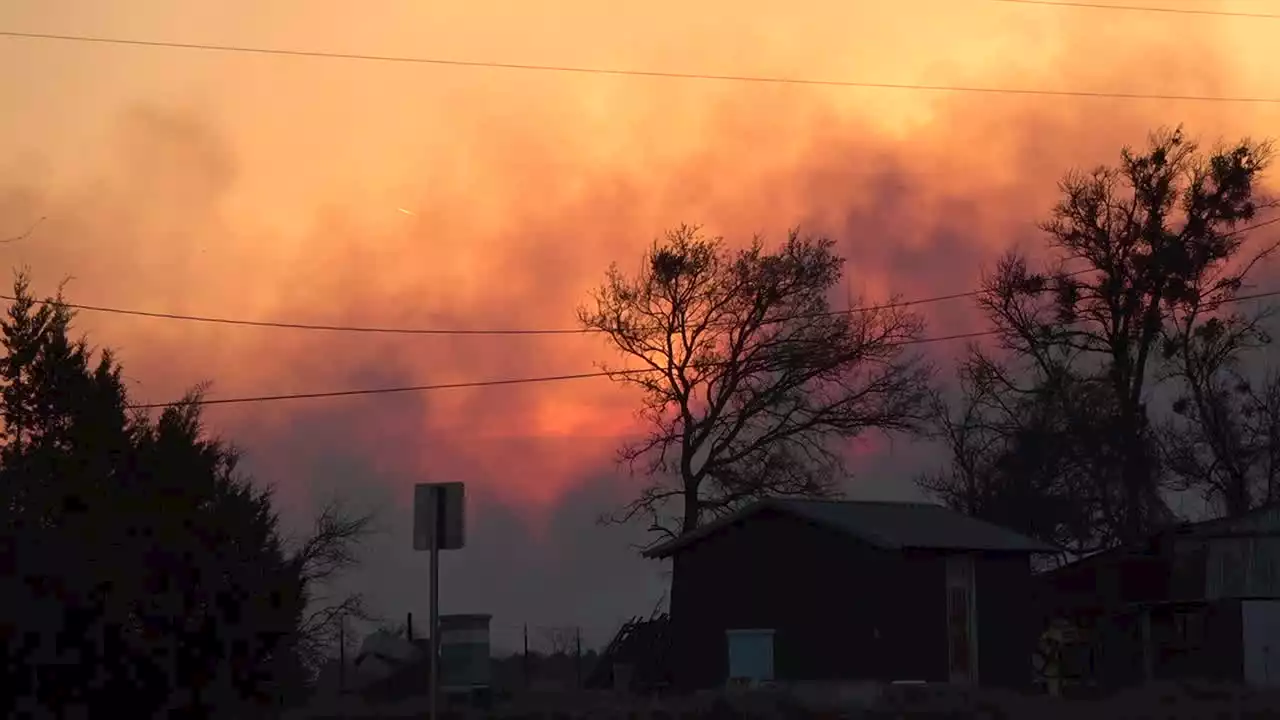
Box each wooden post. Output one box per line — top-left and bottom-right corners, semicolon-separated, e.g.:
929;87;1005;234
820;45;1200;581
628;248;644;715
576;627;582;689
338;614;346;694
1140;609;1153;683
523;624;530;690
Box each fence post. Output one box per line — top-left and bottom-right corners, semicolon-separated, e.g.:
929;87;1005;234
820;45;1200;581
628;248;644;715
575;627;582;689
338;614;346;694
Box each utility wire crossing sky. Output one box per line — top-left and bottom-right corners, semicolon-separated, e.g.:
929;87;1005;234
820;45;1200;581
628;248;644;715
0;26;1278;104
121;287;1280;409
988;0;1280;19
8;217;1278;338
2;1;1279;409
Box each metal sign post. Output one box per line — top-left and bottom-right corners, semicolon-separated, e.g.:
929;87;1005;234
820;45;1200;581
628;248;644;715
429;506;439;720
413;482;465;720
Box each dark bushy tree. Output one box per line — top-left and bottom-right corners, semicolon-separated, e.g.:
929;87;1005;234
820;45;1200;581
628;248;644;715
0;273;367;718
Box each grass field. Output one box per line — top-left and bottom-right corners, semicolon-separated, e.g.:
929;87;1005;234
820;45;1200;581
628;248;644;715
292;679;1280;719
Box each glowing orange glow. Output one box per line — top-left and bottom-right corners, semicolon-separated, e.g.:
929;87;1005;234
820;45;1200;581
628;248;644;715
0;0;1277;519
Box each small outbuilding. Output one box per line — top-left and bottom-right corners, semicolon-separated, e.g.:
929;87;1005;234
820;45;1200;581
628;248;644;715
642;498;1055;691
1034;502;1280;693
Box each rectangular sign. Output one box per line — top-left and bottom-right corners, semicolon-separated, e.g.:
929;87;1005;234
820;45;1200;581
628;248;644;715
413;482;465;551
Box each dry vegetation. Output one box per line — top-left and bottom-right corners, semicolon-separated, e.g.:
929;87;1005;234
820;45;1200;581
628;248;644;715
291;680;1280;719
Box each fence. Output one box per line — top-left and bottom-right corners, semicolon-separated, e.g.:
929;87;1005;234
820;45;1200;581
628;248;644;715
489;623;597;694
316;618;614;698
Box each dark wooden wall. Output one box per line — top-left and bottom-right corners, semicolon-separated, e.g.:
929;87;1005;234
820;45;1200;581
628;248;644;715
1033;547;1248;691
976;552;1038;688
665;509;1037;690
667;508;894;689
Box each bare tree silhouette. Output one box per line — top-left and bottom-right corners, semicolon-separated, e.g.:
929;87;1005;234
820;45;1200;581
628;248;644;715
922;126;1277;550
581;225;933;541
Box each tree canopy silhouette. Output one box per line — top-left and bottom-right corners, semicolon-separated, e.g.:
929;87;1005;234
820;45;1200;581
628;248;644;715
0;273;372;718
580;226;933;540
920;126;1276;554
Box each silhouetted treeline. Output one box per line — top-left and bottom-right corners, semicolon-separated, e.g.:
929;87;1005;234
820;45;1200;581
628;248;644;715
919;126;1279;557
580;125;1280;560
3;125;1275;717
0;274;371;718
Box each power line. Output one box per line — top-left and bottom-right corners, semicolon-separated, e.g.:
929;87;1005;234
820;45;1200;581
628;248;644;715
126;286;1280;409
987;0;1280;19
126;328;997;409
13;216;1280;337
2;29;1280;104
128;369;618;409
1;217;45;245
0;288;985;336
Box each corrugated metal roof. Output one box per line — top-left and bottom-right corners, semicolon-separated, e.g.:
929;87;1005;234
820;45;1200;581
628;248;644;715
1175;501;1280;538
642;497;1056;558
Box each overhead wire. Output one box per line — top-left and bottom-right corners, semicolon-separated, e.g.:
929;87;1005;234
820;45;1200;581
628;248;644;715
0;287;988;337
9;216;1279;337
1;29;1280;104
8;214;1277;409
985;0;1280;19
122;329;994;409
4;16;1280;408
125;287;1280;409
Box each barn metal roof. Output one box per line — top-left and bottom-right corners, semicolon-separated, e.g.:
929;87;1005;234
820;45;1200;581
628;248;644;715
641;497;1057;558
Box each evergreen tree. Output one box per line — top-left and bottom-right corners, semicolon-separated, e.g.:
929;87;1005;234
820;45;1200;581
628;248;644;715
0;273;333;718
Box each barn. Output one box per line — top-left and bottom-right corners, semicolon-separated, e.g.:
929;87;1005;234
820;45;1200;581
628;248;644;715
1035;502;1280;693
642;498;1055;691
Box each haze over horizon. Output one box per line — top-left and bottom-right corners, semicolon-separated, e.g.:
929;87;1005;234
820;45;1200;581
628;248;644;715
2;0;1278;651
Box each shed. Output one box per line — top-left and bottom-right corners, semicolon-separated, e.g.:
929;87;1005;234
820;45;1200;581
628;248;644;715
642;498;1055;691
1035;502;1280;692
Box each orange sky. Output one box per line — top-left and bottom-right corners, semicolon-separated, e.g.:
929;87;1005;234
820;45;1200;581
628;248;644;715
2;0;1279;642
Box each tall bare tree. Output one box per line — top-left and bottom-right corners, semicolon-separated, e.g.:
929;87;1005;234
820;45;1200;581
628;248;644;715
579;225;933;541
921;126;1275;549
1151;132;1280;518
918;354;1106;557
290;498;378;676
1161;318;1280;517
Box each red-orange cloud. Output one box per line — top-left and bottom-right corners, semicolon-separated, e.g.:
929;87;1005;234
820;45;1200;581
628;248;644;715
0;0;1277;532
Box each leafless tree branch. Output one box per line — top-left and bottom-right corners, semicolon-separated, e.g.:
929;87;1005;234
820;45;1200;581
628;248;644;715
921;126;1277;549
287;498;379;675
581;225;934;538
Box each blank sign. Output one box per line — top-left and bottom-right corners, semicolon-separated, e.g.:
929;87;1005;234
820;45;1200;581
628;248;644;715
414;482;465;551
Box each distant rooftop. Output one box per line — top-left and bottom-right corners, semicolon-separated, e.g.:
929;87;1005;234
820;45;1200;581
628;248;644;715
642;497;1057;558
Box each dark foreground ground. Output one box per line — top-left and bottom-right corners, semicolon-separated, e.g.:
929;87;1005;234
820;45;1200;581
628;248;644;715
291;679;1280;719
